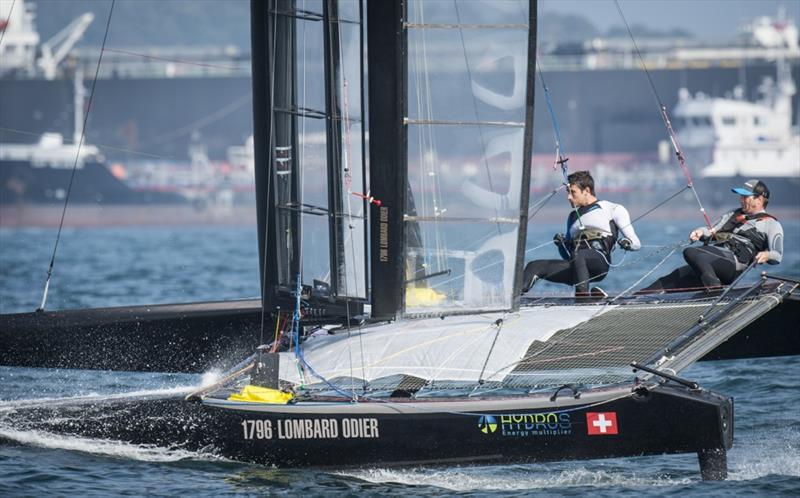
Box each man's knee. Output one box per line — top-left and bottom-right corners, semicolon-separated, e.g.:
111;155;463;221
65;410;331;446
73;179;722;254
683;246;702;265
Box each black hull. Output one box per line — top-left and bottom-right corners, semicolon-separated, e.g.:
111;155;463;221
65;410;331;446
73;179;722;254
2;63;797;160
1;288;797;373
0;300;265;373
4;384;733;479
0;159;186;205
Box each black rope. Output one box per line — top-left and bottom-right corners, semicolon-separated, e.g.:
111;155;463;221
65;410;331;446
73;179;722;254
38;0;116;312
613;0;713;229
628;185;690;226
527;185;564;222
477;318;504;385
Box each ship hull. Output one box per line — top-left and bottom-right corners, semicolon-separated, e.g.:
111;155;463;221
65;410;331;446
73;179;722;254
2;63;797;160
3;64;798;206
0;158;185;204
5;384;733;479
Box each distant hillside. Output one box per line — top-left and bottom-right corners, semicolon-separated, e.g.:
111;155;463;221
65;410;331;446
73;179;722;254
31;1;689;53
34;0;251;50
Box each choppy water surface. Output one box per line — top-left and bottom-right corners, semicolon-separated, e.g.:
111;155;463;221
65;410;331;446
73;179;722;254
1;220;799;495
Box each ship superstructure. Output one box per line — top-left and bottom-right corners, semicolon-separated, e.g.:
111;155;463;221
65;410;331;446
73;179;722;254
673;52;799;207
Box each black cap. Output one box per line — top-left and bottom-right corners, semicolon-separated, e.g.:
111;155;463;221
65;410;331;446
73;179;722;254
731;179;770;199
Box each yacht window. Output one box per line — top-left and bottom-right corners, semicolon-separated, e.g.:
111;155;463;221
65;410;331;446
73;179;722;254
753;116;762;126
692;117;704;126
721;116;736;126
703;117;712;126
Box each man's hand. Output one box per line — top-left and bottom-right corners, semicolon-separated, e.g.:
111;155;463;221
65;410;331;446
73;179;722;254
754;251;770;264
689;229;706;242
553;233;566;247
618;238;632;250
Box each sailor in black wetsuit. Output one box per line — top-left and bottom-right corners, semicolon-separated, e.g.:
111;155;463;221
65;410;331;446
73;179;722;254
522;171;641;297
641;179;784;293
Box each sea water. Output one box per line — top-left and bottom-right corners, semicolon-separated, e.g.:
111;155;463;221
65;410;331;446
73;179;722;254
0;219;798;495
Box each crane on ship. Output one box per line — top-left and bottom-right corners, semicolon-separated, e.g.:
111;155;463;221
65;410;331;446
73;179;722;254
37;12;95;80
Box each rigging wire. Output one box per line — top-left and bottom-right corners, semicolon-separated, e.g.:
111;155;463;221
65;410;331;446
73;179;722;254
477;318;505;385
0;126;174;160
337;0;370;392
355;0;369;388
0;0;15;49
698;259;759;321
330;0;362;397
101;47;244;71
613;0;712;230
287;1;370;400
37;0;116;312
258;1;281;345
530;61;587;229
536;61;569;185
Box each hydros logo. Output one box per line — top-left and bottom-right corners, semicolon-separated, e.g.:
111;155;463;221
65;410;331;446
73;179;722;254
478;415;498;434
479;413;573;436
586;412;618;435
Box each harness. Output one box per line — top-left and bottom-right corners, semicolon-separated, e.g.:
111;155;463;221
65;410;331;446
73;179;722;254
573;226;616;254
710;209;777;265
566;202;618;256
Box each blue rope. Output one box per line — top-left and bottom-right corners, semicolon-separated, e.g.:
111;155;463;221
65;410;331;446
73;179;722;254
537;63;569;185
291;273;358;400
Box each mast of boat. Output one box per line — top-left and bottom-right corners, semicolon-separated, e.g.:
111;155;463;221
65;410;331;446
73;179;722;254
250;0;369;327
366;0;406;319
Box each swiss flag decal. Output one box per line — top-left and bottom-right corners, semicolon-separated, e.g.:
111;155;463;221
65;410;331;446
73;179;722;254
586;412;618;435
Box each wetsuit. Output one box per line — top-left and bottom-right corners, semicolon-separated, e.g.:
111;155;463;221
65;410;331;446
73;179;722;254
641;209;783;292
522;200;641;294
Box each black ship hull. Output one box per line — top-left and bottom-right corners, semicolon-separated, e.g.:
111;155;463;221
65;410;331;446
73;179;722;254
0;158;185;205
2;63;797;161
4;384;733;479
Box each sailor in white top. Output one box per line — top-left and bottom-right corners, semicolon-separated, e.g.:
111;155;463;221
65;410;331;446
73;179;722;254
522;171;640;297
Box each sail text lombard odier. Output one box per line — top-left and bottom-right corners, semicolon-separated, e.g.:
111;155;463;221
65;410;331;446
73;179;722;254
379;206;389;262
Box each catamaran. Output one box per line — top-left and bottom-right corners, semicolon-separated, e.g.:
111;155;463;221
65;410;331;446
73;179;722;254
3;0;800;480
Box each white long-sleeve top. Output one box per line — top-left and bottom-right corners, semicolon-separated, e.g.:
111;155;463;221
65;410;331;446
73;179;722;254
565;200;641;250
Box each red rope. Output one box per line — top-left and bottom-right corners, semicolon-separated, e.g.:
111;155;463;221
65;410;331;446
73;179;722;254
351;191;381;206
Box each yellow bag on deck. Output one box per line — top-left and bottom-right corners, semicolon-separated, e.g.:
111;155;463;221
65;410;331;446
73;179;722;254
228;385;294;404
405;287;446;307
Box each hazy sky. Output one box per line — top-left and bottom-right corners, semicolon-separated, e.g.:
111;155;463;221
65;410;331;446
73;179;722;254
542;0;800;41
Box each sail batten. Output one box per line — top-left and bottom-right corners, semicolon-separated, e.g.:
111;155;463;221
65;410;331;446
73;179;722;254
397;0;535;317
404;215;518;224
405;23;529;30
404;118;525;127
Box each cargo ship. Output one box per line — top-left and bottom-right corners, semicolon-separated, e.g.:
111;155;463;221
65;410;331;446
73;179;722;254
1;0;798;207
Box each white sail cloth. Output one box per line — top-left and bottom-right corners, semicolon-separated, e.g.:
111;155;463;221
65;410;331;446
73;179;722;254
279;305;615;385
